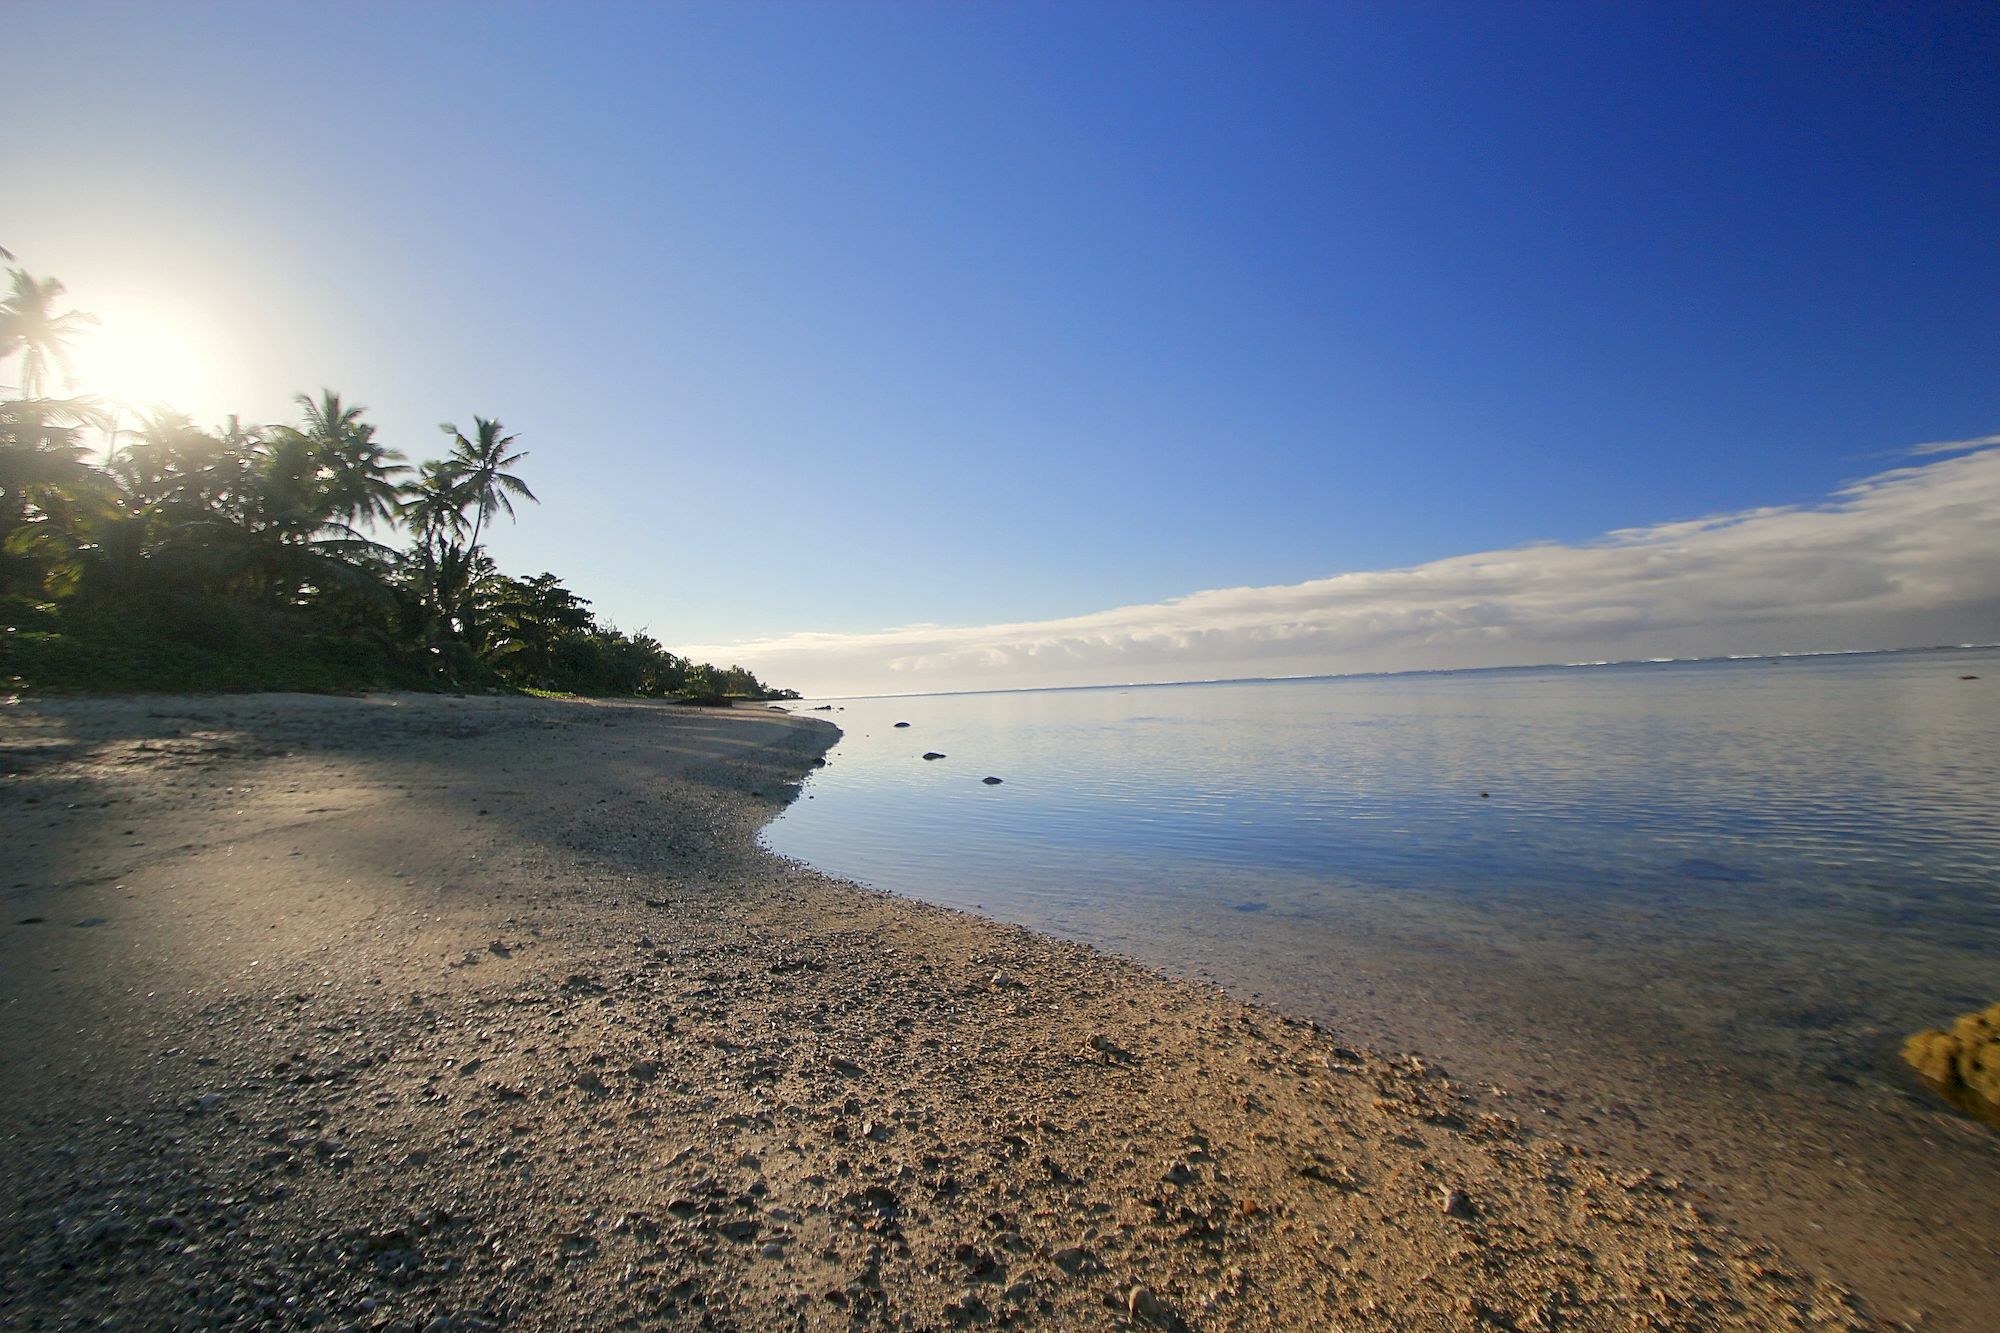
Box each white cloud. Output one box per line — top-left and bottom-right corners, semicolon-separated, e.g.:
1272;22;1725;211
1910;432;2000;456
692;443;2000;697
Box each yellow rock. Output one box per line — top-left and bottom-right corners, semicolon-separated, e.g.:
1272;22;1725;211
1905;1003;2000;1124
1950;1009;1997;1044
1902;1028;1960;1086
1965;1039;2000;1105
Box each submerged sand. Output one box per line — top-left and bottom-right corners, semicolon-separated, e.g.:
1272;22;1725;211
0;693;1877;1329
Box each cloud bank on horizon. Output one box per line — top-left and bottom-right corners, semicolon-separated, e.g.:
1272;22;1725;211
692;440;2000;698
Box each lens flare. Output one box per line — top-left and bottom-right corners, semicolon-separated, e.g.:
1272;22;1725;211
69;303;227;418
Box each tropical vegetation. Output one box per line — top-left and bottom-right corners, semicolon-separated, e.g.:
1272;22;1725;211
0;253;793;701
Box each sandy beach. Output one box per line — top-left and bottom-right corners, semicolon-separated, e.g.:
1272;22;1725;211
0;693;1880;1329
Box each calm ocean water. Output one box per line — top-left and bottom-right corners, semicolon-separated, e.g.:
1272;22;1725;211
764;648;2000;1108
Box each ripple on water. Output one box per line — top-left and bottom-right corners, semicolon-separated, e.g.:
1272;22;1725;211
764;648;2000;1108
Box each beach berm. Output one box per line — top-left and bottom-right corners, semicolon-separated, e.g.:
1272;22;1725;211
0;693;1868;1328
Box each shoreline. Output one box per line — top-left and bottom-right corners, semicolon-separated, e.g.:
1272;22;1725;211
806;817;2000;1332
2;693;1870;1328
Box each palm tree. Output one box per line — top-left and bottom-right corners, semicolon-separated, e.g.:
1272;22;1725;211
3;474;151;603
0;271;99;398
161;431;395;606
1;397;114;525
399;458;473;623
111;409;222;513
206;415;264;520
0;396;120;596
438;416;535;558
140;402;398;607
402;458;469;551
270;390;406;528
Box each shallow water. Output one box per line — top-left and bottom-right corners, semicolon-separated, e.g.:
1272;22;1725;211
765;648;2000;1109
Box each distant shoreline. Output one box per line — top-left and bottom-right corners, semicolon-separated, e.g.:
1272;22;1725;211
787;640;1997;703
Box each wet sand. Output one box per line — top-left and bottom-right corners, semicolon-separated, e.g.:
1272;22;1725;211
1066;890;2000;1330
1;693;1876;1328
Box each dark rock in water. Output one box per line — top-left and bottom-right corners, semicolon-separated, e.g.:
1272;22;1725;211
981;776;1002;785
810;704;834;711
1672;857;1764;883
922;752;947;761
894;721;911;727
1232;902;1269;913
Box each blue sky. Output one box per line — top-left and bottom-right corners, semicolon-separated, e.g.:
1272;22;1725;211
8;2;1997;690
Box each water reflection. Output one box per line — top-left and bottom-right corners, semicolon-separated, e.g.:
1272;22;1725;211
765;649;2000;1100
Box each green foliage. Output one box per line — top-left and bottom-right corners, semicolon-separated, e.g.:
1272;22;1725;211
0;598;425;695
0;254;796;701
0;594;59;633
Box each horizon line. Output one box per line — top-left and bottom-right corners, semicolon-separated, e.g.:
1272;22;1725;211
782;641;1997;704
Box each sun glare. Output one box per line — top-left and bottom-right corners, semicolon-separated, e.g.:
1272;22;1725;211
69;303;230;421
